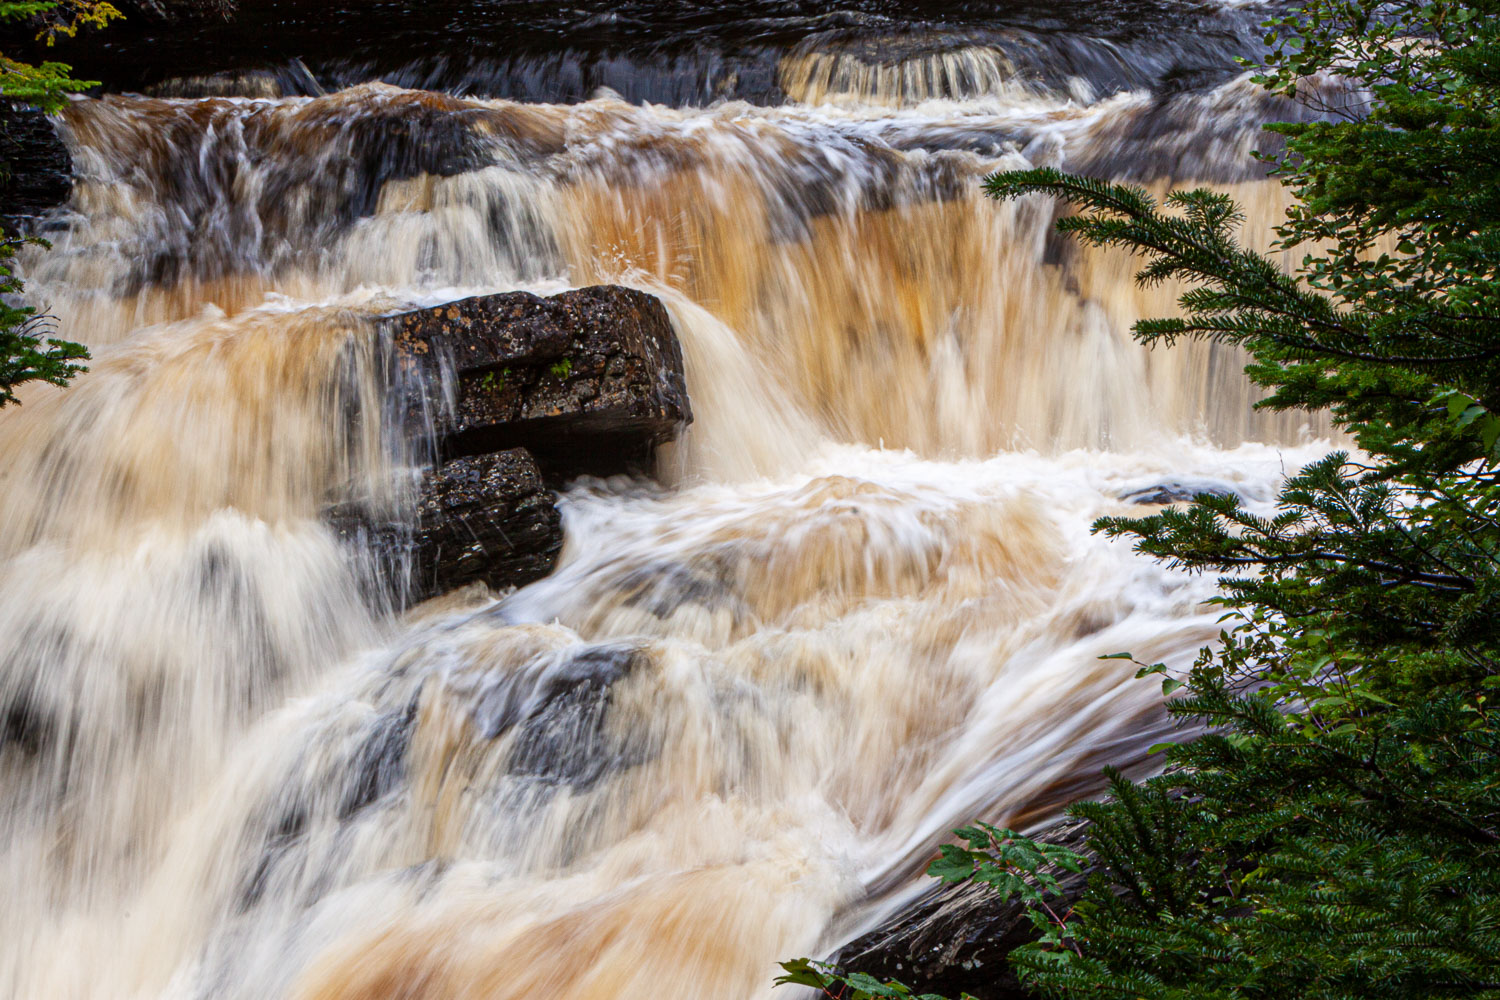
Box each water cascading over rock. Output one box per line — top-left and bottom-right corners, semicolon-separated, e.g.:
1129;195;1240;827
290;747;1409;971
0;6;1343;999
328;284;692;603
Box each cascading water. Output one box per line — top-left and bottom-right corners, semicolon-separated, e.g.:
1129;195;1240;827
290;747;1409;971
3;4;1340;998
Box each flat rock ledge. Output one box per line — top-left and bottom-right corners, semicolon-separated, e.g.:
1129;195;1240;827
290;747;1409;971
339;285;691;605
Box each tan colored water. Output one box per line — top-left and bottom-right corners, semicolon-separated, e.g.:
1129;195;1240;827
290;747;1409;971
2;54;1332;1000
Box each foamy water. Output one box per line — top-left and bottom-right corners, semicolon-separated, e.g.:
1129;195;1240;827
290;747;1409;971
2;25;1334;999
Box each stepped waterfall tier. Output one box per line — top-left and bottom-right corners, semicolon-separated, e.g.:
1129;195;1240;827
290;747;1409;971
1;4;1340;999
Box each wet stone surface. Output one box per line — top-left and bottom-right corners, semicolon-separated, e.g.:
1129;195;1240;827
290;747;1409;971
332;285;690;604
0;105;72;234
407;449;563;596
1118;478;1240;505
390;284;692;482
331;449;563;604
838;816;1095;1000
35;0;1277;108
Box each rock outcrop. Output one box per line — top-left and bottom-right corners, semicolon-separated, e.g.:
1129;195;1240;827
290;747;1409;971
0;105;72;233
389;285;691;482
337;285;691;605
836;817;1095;1000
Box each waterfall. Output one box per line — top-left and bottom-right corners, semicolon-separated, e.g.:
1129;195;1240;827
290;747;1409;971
2;6;1337;998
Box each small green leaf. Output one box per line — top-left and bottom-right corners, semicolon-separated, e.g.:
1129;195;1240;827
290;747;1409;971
775;959;831;990
927;847;976;883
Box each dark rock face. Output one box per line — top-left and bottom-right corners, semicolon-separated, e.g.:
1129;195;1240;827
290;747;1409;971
334;449;562;603
837;818;1095;1000
408;449;563;597
0;105;72;233
389;285;692;481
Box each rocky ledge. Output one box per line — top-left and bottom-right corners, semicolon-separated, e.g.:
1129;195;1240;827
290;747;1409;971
340;285;691;605
111;0;237;22
836;817;1095;1000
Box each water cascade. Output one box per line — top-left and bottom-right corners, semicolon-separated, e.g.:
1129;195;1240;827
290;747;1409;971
2;4;1338;998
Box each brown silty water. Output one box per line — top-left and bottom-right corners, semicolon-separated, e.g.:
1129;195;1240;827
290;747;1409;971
2;18;1341;1000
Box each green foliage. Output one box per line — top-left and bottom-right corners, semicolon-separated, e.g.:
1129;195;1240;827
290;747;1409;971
0;230;87;405
783;0;1500;997
929;825;1087;957
0;0;107;401
776;958;962;1000
549;358;572;378
1009;702;1500;999
989;0;1500;993
1;1;122;112
980;0;1500;701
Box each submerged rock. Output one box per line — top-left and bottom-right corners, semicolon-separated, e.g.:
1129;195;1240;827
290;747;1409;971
1118;478;1238;505
390;285;692;481
146;68;294;99
837;817;1095;1000
0;105;72;233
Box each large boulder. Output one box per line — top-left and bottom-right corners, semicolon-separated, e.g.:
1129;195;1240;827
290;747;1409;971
389;285;692;481
836;817;1095;1000
334;284;692;603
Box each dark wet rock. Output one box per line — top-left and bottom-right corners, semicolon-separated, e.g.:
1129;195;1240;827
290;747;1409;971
333;286;688;603
494;645;648;791
240;699;414;910
47;0;1273;111
406;449;562;597
95;86;520;290
616;558;751;623
476;643;640;740
0;104;72;233
336;702;416;821
112;0;236;23
837;817;1095;1000
390;285;692;481
331;448;562;603
1;691;53;757
1118;479;1238;505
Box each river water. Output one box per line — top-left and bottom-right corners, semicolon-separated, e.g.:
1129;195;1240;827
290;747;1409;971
3;4;1334;998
